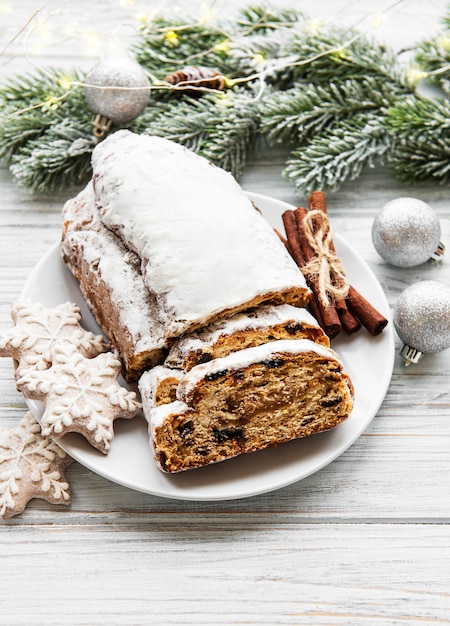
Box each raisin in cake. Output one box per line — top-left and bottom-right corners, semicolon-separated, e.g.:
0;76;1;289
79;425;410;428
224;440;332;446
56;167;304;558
139;339;354;472
91;130;311;340
61;182;167;381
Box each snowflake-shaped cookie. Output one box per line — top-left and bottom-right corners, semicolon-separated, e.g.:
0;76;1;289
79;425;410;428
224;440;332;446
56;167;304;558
0;411;73;520
0;300;108;378
16;344;142;454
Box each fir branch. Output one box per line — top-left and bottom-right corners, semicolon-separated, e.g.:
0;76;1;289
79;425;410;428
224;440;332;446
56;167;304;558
133;17;234;80
386;95;450;184
259;76;402;144
0;69;89;119
0;69;91;162
9;121;95;194
0;112;53;162
0;3;448;195
286;26;406;86
131;92;259;178
133;7;306;89
414;6;450;96
195;95;260;177
235;5;303;34
284;113;390;193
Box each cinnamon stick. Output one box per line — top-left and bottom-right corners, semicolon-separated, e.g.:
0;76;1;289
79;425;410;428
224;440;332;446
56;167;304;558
308;190;388;336
281;212;305;268
293;207;341;339
336;306;361;334
281;211;324;327
346;286;388;336
307;191;361;335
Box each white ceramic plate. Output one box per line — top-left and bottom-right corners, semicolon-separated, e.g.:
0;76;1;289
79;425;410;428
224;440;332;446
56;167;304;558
21;192;394;501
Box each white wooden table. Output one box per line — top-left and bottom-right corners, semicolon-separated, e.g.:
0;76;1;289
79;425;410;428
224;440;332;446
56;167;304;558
1;1;449;623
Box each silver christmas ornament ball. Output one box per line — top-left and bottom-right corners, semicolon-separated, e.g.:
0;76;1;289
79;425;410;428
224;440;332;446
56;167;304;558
84;54;150;124
394;280;450;365
372;197;442;268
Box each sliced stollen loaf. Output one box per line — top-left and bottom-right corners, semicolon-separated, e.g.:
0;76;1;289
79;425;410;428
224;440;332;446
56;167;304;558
61;182;167;381
165;304;329;371
91;130;311;340
139;339;354;473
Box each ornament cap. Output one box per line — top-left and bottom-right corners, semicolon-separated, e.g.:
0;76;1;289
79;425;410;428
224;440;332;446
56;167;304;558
92;114;112;140
399;344;424;367
430;241;445;262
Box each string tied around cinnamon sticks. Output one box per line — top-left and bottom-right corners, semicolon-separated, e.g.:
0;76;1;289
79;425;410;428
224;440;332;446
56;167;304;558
281;190;388;340
300;209;349;308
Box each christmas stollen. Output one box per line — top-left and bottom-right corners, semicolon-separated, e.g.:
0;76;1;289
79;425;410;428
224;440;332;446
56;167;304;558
90;130;311;340
61;181;167;381
139;340;354;473
60;130;355;473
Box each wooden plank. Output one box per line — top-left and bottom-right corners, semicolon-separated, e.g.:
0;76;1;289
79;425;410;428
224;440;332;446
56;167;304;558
0;523;449;624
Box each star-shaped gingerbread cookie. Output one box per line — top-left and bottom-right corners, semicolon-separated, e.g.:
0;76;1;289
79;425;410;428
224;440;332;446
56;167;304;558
0;300;108;378
17;344;142;454
0;411;73;520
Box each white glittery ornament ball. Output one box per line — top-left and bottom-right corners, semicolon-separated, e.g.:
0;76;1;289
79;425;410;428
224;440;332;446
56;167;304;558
84;54;150;124
393;280;450;366
371;197;444;268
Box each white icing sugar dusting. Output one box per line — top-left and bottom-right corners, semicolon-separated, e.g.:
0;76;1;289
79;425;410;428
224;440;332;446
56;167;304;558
91;131;308;337
177;338;343;403
138;365;183;413
147;401;190;436
62;183;166;355
165;304;325;367
185;304;321;342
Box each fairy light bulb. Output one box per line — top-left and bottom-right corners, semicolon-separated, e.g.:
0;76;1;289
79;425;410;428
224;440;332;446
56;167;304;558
82;28;101;54
58;74;73;91
164;30;179;45
214;40;230;54
407;67;428;85
372;13;387;29
306;18;322;35
199;4;214;25
0;2;12;14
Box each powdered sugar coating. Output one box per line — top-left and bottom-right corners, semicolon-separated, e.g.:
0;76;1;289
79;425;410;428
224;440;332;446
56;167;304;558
139;365;183;412
92;131;309;338
147;401;190;435
165;304;326;369
62;183;167;359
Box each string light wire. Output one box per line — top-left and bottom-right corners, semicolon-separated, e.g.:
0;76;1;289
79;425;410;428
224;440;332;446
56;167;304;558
0;0;445;120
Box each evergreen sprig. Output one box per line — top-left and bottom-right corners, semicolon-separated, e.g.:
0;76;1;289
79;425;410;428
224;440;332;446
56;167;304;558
0;70;95;192
0;3;449;195
258;24;412;193
133;17;234;80
286;26;406;86
284;112;389;193
131;91;260;177
260;76;398;145
9;122;94;194
385;95;450;184
414;5;450;95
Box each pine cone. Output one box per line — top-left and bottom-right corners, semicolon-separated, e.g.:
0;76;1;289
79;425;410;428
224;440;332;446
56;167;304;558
164;66;226;95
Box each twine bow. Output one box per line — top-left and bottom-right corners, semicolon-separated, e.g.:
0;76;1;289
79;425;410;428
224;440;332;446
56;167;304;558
301;210;349;307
